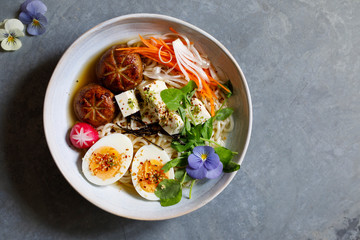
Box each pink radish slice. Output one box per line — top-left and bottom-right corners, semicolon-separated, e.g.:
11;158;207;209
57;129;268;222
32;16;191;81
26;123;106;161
70;123;99;149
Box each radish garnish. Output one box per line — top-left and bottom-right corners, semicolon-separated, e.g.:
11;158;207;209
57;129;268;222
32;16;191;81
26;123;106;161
70;122;99;149
173;38;210;90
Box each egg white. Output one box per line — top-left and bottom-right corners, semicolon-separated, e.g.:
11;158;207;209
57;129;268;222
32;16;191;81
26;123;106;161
82;133;133;186
131;145;174;200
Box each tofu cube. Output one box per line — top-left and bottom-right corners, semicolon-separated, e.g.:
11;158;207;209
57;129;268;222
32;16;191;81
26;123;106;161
139;102;158;124
159;110;184;135
115;90;140;118
138;80;184;135
138;80;167;105
187;98;211;125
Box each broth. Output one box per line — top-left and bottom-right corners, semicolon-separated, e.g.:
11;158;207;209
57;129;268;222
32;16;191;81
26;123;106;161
68;48;108;125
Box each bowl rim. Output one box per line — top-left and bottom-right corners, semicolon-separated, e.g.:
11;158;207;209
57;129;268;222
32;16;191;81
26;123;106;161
43;13;253;220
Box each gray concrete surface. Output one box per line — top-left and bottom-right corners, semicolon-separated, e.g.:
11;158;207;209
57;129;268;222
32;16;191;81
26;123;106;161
1;0;360;239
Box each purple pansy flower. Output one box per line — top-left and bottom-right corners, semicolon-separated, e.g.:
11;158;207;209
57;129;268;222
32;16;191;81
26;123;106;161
19;0;48;35
186;146;223;179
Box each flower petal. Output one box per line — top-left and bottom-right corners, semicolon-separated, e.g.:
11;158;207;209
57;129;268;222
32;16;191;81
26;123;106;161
188;153;203;169
34;13;48;26
0;19;9;29
191;146;203;158
186;165;207;179
205;161;223;179
4;19;24;32
12;29;25;38
20;0;36;12
27;21;46;35
1;38;22;51
19;12;33;25
26;0;47;15
204;152;220;170
192;145;215;158
0;29;8;41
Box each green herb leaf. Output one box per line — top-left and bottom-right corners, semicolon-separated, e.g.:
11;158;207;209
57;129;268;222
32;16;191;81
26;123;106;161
189;179;196;199
160;88;184;110
171;140;195;152
188;88;197;102
185;117;191;132
214;146;234;166
178;107;186;122
155;179;182;206
175;168;194;183
223;80;233;98
162;153;189;172
180;80;197;95
215;108;234;121
214;146;240;172
188;124;202;140
201;117;214;139
223;161;240;173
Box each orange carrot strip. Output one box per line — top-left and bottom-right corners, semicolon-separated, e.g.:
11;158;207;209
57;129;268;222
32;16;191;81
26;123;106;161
159;38;174;53
139;35;158;49
203;69;230;93
169;27;178;34
202;79;217;100
199;88;215;116
117;47;172;60
149;37;163;48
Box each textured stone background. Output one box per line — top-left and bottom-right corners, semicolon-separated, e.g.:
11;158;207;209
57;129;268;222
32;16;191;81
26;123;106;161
1;0;360;239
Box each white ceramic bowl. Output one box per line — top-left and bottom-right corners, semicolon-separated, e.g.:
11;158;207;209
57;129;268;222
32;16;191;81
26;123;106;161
43;13;252;220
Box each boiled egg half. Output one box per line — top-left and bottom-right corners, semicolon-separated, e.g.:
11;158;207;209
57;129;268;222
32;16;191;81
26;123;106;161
82;133;133;185
131;145;174;200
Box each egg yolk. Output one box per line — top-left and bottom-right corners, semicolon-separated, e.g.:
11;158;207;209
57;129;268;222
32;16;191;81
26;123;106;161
137;159;169;193
88;146;123;180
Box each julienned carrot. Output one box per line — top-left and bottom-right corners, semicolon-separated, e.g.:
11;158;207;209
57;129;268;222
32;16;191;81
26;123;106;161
139;35;157;49
150;37;163;48
159;38;174;53
203;69;230;93
117;33;227;116
169;27;178;34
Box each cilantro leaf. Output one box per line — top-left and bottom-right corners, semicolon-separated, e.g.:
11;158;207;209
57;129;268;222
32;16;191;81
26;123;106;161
223;80;233;98
161;80;197;111
215;108;234;121
178;107;186;121
223;161;240;173
214;146;240;173
214;146;233;166
171;140;195;152
188;124;202;140
160;88;184;110
162;153;189;172
180;80;197;95
155;179;182;206
175;168;194;183
185;117;191;132
201;117;214;139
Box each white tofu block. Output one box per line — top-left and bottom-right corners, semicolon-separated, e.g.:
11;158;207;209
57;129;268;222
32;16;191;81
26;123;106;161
138;81;184;134
115;90;140;118
187;98;211;125
138;80;167;103
159;110;184;135
139;102;158;124
138;80;167;122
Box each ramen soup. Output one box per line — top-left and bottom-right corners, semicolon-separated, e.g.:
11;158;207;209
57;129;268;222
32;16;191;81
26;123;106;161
69;29;236;205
